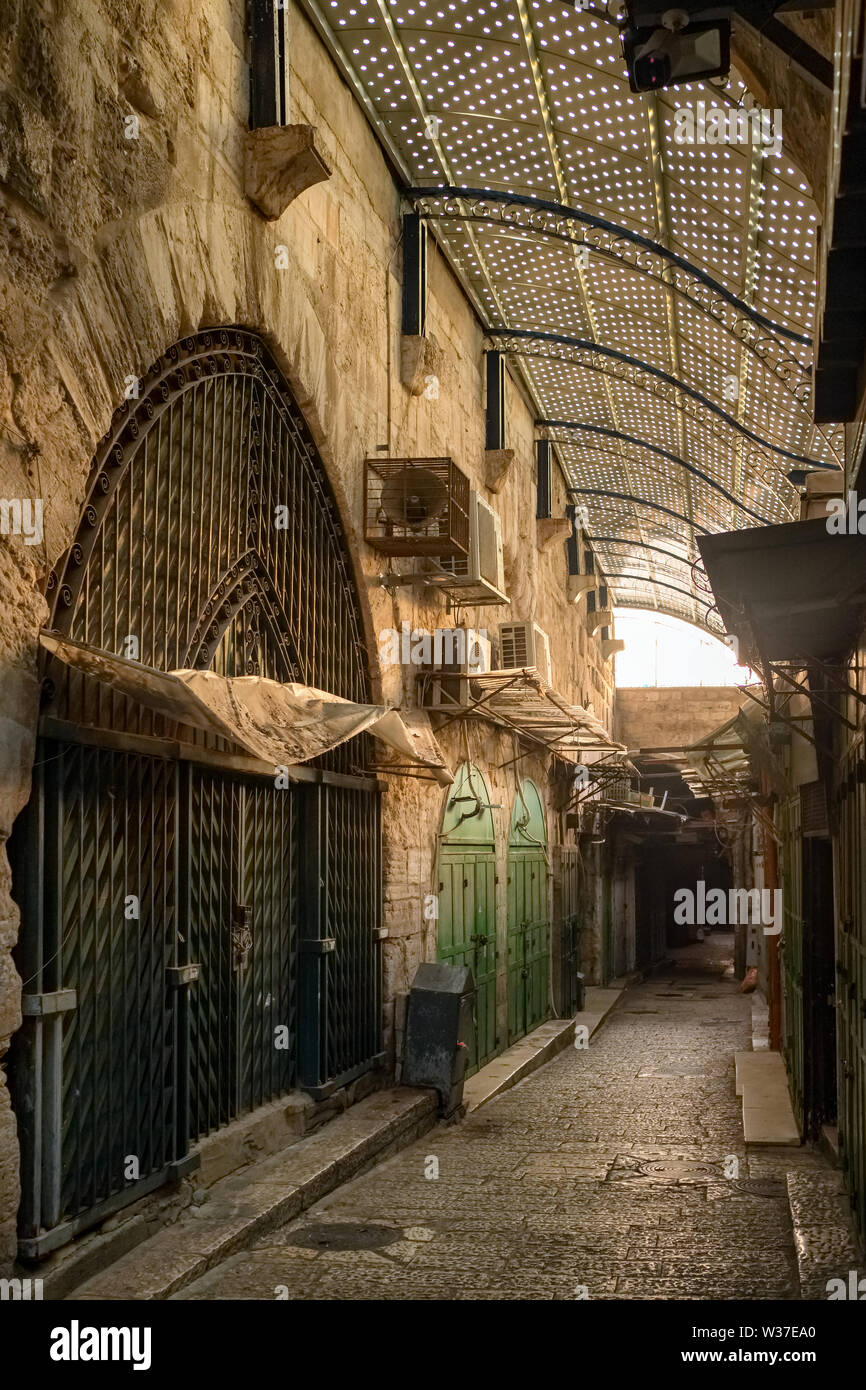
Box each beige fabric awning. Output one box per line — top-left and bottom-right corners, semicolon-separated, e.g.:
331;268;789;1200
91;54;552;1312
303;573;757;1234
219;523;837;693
41;632;453;785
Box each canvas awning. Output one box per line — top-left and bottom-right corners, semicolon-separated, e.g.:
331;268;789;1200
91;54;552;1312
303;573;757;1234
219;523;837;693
40;632;453;785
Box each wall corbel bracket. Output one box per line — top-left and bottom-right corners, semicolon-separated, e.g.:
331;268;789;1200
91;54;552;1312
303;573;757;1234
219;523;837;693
484;448;515;492
536;517;571;552
245;124;332;220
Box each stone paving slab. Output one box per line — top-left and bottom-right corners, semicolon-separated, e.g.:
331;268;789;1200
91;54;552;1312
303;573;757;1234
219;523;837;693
462;986;624;1113
70;1088;437;1300
176;932;849;1302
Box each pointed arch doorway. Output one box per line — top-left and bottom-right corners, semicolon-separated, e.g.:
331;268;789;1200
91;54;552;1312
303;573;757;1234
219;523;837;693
436;763;498;1073
9;330;383;1258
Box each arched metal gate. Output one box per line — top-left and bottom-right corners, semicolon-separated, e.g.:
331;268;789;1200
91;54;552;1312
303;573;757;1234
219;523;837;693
10;329;383;1258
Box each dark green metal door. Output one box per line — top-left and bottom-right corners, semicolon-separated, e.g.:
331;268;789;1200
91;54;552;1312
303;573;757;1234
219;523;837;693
187;768;298;1138
11;743;182;1257
779;794;805;1133
835;746;866;1247
557;845;583;1015
507;781;550;1044
437;764;497;1072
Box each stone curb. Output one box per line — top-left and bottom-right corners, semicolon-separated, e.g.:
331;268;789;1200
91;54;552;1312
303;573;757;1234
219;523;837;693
69;1089;438;1301
463;986;625;1114
786;1171;862;1300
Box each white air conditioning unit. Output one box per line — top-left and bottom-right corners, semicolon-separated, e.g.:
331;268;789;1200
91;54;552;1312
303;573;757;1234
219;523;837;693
426;491;509;606
426;627;492;708
498;620;552;684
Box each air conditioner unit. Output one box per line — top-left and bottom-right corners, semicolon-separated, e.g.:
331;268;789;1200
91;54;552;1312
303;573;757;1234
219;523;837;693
424;628;493;708
426;491;509;606
498;620;552;685
364;457;470;556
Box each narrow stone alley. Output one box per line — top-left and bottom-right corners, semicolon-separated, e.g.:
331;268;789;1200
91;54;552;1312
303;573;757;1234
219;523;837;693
176;935;844;1302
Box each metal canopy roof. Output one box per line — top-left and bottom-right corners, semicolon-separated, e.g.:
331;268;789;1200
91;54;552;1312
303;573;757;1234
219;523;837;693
300;0;842;630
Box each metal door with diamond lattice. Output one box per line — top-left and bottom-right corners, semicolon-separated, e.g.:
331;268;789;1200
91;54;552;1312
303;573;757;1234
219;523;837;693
10;330;382;1258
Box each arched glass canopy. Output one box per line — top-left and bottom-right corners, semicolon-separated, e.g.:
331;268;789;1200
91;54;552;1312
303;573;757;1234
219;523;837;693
302;0;841;629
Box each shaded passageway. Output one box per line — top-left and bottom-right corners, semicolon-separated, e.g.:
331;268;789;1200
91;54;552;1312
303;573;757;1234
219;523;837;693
177;935;843;1301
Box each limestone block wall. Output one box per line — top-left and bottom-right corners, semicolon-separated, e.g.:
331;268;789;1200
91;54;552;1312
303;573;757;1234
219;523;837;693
615;686;745;753
0;0;615;1263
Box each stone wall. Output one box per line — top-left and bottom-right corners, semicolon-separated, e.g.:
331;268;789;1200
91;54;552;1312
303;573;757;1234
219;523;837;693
0;0;616;1264
615;687;745;753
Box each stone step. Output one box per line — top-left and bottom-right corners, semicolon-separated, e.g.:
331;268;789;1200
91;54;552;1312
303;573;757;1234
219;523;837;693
735;1051;800;1145
70;1088;437;1301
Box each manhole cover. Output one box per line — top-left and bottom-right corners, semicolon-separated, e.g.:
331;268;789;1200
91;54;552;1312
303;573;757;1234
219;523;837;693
285;1222;399;1251
636;1159;719;1179
728;1179;786;1198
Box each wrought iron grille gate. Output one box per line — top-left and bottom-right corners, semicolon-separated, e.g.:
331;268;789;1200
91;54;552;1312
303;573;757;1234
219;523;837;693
10;330;383;1257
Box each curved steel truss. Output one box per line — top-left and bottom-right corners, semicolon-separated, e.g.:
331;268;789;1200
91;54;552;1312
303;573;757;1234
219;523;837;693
568;486;711;535
409;186;808;346
409;187;830;424
550;421;777;526
489;330;837;470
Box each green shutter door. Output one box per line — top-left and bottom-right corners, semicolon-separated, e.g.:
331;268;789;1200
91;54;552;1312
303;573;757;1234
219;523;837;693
507;781;550;1045
436;764;498;1073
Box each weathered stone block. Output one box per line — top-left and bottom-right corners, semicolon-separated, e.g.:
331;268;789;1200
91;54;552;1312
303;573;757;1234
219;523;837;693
483;448;515;492
245;124;331;220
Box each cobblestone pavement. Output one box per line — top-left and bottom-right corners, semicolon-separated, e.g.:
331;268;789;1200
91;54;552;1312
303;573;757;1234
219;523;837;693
178;934;836;1300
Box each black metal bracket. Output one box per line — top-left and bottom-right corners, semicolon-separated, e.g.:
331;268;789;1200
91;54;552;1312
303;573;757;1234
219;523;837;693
167;964;200;988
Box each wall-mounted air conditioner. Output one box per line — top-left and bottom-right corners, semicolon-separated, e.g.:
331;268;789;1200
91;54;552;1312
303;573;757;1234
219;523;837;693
498;620;552;685
426;490;509;606
364;457;470;556
425;627;493;708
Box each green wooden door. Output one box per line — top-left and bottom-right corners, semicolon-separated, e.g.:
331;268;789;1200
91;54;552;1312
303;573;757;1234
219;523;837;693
507;781;550;1045
437;764;497;1072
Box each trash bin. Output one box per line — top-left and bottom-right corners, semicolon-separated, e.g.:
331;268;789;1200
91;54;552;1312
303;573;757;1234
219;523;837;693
402;962;475;1115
